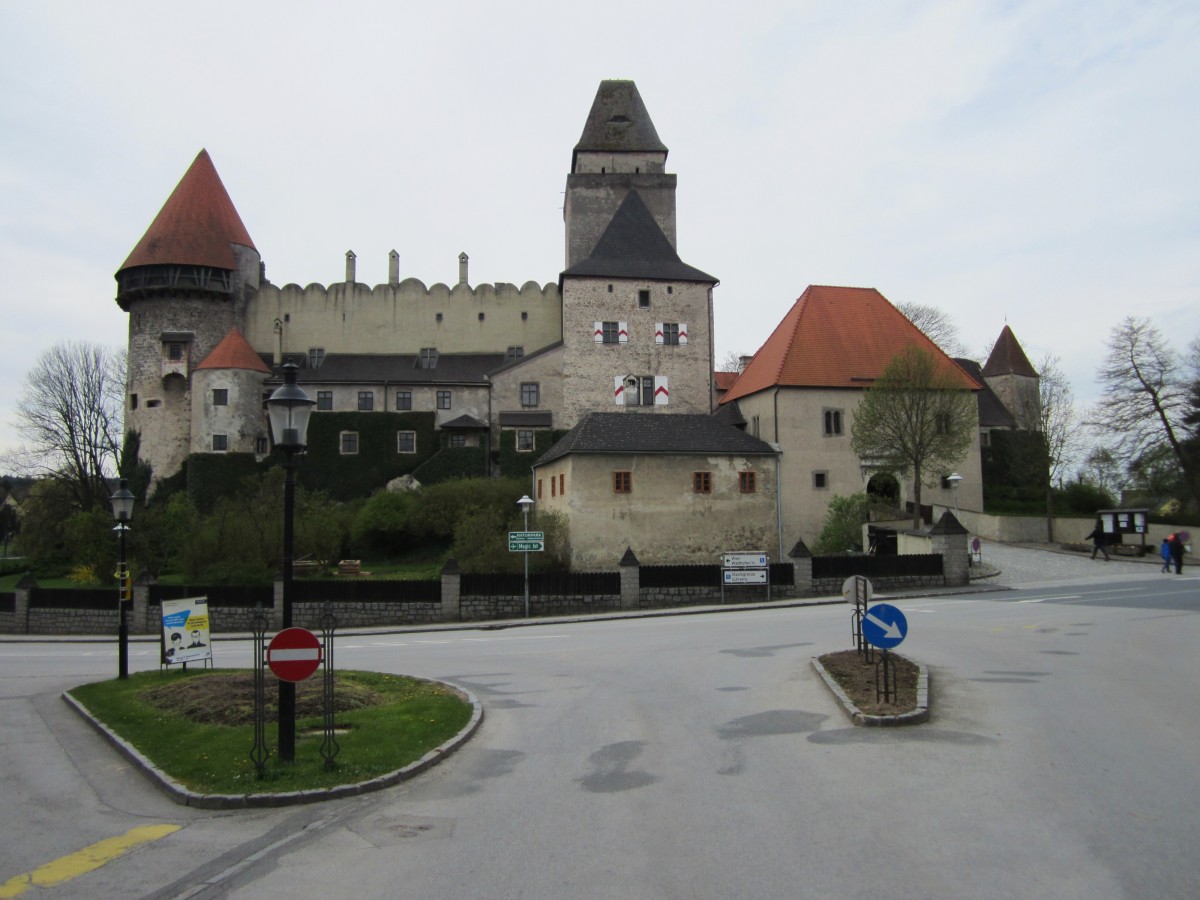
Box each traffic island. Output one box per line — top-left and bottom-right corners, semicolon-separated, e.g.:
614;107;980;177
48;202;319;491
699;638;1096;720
812;650;929;727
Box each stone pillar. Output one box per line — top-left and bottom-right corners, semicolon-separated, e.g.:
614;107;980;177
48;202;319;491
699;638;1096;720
14;573;35;634
345;250;357;284
441;558;461;622
930;511;970;587
789;539;813;597
388;249;400;285
619;547;640;610
132;572;154;634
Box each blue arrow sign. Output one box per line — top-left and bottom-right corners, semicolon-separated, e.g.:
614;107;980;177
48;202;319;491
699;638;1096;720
861;603;908;649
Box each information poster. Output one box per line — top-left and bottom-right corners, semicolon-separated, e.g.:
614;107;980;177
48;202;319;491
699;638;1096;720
161;597;212;666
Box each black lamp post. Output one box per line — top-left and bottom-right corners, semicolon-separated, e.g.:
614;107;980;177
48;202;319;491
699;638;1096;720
110;478;135;680
266;361;315;763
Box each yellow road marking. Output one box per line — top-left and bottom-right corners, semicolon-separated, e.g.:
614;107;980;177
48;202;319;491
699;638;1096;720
0;824;180;897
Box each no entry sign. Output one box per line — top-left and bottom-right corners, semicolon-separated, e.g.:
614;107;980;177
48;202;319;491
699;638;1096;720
267;627;323;682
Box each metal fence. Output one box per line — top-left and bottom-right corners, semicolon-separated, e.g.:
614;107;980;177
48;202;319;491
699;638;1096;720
150;584;275;608
812;554;943;580
0;592;15;614
29;587;114;609
460;570;620;597
293;579;441;604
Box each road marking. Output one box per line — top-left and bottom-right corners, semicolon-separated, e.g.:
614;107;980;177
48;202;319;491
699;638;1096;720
0;824;181;897
1017;595;1082;604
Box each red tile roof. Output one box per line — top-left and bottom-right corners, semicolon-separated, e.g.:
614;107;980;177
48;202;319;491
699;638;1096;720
720;285;980;403
982;325;1038;378
713;371;740;391
118;150;255;272
194;328;271;373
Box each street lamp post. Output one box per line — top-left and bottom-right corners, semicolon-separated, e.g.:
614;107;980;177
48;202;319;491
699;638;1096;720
266;361;315;763
110;478;135;680
517;495;534;618
946;472;963;517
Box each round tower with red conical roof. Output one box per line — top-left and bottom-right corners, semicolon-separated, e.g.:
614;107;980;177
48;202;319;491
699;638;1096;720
115;150;262;483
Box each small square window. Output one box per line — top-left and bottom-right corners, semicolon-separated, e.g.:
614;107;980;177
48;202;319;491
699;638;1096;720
437;390;452;410
397;431;416;453
813;471;828;489
167;343;184;361
638;289;650;308
520;382;540;408
449;434;466;448
358;391;374;411
602;321;621;344
693;472;712;494
614;471;632;494
212;389;228;407
739;471;757;494
395;390;412;411
517;430;534;452
661;323;680;346
340;432;359;455
317;391;333;411
212;434;228;452
255;437;269;454
507;346;524;360
823;409;843;436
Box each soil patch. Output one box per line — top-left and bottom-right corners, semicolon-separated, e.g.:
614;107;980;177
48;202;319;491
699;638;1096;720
140;673;384;727
818;649;920;717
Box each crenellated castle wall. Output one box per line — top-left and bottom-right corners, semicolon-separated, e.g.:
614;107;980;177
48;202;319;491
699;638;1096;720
243;279;563;359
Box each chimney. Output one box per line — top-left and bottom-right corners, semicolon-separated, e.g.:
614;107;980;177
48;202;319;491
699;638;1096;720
345;250;356;284
388;249;399;285
458;251;469;286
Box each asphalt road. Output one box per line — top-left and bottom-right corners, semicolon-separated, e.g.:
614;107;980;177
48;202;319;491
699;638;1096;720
1;552;1197;899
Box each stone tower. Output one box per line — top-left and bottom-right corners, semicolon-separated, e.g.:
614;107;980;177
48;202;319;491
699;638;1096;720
115;150;261;482
982;325;1040;427
564;80;677;268
559;81;717;428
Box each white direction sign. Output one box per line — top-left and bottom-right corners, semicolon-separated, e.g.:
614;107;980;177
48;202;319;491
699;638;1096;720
724;552;767;569
724;569;768;585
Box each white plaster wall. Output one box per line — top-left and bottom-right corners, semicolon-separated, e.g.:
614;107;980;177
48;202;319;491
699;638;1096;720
541;453;777;568
560;277;713;429
190;368;270;455
733;387;984;549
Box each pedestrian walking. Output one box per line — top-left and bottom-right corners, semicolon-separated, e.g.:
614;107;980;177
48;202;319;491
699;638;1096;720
1086;524;1110;561
1169;533;1185;574
1161;537;1172;573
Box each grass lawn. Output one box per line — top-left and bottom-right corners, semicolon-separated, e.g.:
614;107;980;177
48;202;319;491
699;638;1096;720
68;669;473;794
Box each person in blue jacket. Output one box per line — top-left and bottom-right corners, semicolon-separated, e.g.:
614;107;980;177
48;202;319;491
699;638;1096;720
1161;537;1172;573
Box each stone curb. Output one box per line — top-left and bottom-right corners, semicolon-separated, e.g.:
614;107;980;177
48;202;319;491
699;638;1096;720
811;656;930;727
62;681;483;810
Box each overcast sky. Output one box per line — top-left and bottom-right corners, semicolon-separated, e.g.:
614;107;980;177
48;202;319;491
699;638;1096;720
2;0;1197;465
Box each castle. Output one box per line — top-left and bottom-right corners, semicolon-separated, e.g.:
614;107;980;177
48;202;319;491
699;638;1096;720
116;79;1037;562
118;80;714;490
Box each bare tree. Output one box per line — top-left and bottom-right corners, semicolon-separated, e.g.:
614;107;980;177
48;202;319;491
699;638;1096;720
850;346;977;528
895;302;965;357
718;351;749;373
7;342;125;510
1012;354;1082;539
1092;317;1199;509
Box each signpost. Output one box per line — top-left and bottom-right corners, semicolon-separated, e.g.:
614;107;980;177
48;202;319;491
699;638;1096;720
267;627;323;683
860;602;908;704
720;550;770;601
861;603;908;649
508;531;545;552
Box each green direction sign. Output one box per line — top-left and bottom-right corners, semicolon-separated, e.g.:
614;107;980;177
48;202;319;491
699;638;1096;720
509;531;545;552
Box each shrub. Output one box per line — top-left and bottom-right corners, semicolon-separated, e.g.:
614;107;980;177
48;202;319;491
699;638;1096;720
813;493;871;555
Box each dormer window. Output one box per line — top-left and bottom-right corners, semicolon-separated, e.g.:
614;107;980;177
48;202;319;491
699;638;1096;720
418;348;438;369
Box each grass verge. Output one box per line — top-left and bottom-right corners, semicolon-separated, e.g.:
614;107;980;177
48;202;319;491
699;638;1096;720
68;669;472;794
